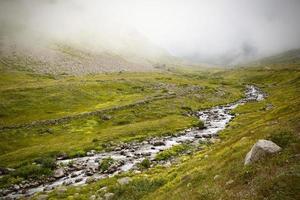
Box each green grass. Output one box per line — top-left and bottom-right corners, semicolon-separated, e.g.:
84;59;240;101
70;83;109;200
35;63;300;200
155;144;190;161
0;66;243;189
1;56;299;199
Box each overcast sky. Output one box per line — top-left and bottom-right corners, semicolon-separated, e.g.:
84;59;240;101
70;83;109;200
1;0;300;64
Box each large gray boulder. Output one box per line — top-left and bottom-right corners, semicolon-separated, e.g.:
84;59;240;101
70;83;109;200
244;139;281;165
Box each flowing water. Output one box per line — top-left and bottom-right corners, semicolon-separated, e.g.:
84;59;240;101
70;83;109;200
3;85;265;199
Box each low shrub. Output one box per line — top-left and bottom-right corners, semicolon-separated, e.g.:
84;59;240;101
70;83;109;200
138;158;151;169
12;164;52;179
155;144;189;161
99;157;114;172
268;131;296;148
34;157;56;169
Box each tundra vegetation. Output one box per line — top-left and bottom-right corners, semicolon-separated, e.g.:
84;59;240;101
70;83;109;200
0;50;299;199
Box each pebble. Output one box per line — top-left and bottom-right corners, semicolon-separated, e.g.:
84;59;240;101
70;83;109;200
225;180;234;186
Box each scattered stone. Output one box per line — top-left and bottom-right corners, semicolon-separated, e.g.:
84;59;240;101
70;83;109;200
209;138;221;144
225;179;234;186
53;168;65;178
163;161;172;168
56;187;67;195
75;178;83;183
86;177;96;184
0;168;10;175
153;140;165;146
99;186;107;192
36;194;48;200
104;192;114;200
101;114;112;121
56;152;68;160
13;184;20;191
90;195;96;200
202;134;212;138
87;150;96;156
63;180;73;186
117;177;132;185
44;186;53;191
87;161;99;172
85;170;94;176
265;103;273;111
213;175;220;180
141;152;151;156
244;139;281;165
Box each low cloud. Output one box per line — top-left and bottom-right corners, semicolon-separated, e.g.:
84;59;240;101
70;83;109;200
1;0;300;65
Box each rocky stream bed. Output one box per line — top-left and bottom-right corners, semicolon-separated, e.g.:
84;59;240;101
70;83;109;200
1;85;265;199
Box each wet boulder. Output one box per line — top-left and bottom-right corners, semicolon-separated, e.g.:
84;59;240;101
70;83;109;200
86;161;99;172
244;139;281;165
53;168;65;178
86;177;96;184
86;150;96;156
152;140;165;146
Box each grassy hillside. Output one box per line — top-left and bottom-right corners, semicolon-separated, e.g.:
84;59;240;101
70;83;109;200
0;53;299;199
0;64;242;186
246;48;300;68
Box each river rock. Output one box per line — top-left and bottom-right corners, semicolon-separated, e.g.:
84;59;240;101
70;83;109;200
87;161;98;172
153;140;165;146
117;177;132;185
0;168;10;175
56;152;68;160
53;168;65;178
244;139;281;165
75;177;83;183
87;150;96;156
44;185;53;191
63;180;73;186
86;177;96;184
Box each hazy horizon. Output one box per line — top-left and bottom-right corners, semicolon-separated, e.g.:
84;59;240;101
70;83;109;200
1;0;300;65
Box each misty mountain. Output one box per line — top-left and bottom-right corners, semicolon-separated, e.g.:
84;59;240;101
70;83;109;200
0;29;180;75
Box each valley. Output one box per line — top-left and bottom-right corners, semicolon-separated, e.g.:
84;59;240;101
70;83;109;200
0;56;299;199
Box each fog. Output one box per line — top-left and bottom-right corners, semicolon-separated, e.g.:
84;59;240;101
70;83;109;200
1;0;300;65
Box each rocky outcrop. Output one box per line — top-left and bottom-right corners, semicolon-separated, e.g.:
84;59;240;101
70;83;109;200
244;139;281;165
